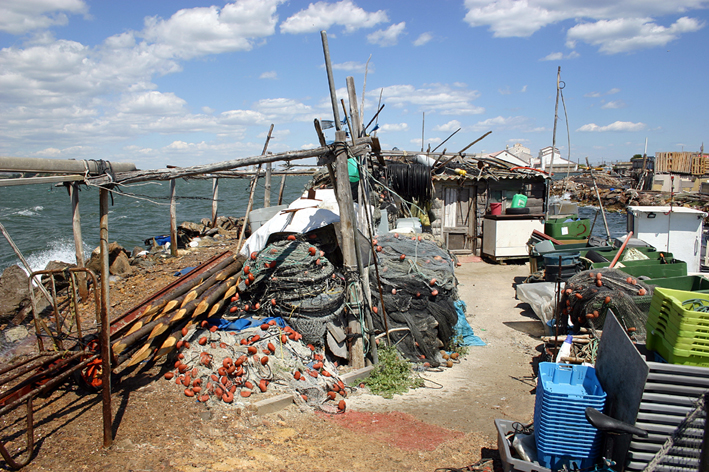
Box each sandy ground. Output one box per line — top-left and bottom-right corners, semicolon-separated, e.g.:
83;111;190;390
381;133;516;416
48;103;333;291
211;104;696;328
1;247;546;472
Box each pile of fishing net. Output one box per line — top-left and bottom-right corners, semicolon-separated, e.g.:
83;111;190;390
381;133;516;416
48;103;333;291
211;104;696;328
559;267;653;342
368;233;458;366
225;238;346;347
163;319;350;412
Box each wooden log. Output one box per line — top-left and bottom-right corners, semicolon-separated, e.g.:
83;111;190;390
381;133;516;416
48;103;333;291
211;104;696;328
264;162;272;208
0;156;135;174
346;76;362;138
320;31;342;132
85;142;371;187
277;172;287;205
314;119;338;197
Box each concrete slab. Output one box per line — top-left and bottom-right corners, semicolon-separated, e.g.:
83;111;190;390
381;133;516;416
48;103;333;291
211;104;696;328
340;365;375;385
254;394;294;416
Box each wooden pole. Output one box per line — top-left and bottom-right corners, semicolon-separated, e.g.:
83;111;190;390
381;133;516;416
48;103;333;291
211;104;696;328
211;178;219;228
69;183;88;299
320;31;342;131
98;188;112;447
169;179;178;257
333;130;364;368
0;156;135;174
314;119;338;197
237;124;274;252
277;169;287;205
346;76;362;138
264;162;272;208
546;66;561;219
421;112;425;152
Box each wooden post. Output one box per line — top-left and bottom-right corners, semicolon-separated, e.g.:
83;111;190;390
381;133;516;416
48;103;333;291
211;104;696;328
320;31;342;131
211;178;219;228
314;119;338;197
237;124;274;252
333;130;364;368
169;179;178;257
264;162;272;208
277;170;287;205
346;76;362;137
69;183;88;299
546;66;561;219
98;188;112;447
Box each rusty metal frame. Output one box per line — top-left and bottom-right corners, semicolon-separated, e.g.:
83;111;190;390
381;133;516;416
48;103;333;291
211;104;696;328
0;267;111;470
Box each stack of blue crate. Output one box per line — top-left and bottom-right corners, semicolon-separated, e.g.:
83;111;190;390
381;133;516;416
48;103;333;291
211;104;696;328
534;362;607;470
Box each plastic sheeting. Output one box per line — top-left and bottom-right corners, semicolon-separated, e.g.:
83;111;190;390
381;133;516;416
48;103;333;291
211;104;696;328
453;301;486;346
516;282;558;326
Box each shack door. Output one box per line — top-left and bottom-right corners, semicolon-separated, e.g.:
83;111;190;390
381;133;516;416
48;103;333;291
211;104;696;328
443;186;475;253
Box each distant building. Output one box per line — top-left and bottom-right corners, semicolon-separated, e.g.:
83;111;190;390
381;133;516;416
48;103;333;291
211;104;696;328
481;150;529;167
507;143;533;165
532;146;577;172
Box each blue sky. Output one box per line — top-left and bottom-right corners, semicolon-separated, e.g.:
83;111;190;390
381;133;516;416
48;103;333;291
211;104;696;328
1;0;707;169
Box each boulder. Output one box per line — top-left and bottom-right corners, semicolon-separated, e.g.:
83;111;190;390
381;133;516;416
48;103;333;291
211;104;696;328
0;265;30;324
110;252;133;276
178;221;206;235
87;242;130;275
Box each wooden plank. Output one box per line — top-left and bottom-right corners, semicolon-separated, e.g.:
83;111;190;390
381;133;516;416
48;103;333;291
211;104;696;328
0;174;84;187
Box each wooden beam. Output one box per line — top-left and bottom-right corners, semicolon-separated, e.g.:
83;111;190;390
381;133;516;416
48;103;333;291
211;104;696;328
86;142;370;187
211;178;219;228
0;174;84;187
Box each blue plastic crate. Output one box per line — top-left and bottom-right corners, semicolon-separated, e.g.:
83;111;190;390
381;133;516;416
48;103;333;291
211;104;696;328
537;363;607;401
536;443;601;457
537;451;598;470
534;425;600;443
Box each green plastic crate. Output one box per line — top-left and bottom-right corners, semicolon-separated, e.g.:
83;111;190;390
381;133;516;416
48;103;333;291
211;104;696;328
646;331;709;366
646;275;709;292
544;218;591;240
592;260;687;279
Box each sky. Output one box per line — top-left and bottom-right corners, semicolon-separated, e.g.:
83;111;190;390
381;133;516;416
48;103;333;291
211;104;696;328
0;0;707;169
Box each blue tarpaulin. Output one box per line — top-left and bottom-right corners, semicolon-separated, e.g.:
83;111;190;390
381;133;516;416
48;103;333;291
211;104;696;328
209;316;287;332
454;300;486;346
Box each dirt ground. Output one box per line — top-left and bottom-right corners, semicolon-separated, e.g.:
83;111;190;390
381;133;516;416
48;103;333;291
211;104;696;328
1;241;544;472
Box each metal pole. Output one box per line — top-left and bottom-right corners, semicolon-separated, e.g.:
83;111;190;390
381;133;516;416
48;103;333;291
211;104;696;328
320;31;341;131
0;221;54;304
99;188;113;447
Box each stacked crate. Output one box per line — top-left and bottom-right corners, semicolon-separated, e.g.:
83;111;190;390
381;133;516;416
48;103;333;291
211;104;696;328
534;363;607;470
646;287;709;366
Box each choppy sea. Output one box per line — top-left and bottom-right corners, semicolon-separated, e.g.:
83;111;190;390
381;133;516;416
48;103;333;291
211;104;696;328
0;175;311;272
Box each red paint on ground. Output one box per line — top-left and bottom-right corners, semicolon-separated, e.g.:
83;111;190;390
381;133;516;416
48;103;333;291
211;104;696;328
321;410;464;451
457;255;483;263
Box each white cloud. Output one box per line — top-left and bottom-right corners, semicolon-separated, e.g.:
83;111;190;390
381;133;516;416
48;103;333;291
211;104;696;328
379;123;409;132
520;85;527;93
499;86;511;95
0;0;87;34
117;91;186;115
469;115;541;133
142;0;283;59
601;100;626;109
567;16;704;54
367;22;406;47
280;0;388;34
376;83;484;115
413;32;433;46
577;121;646;132
330;61;373;73
585;88;621;97
260;70;278;79
540;50;580;61
202;106;215;114
434;120;462;132
463;0;706;53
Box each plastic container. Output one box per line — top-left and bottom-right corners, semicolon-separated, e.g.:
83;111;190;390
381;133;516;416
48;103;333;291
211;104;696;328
248;205;288;232
511;194;528;208
646;275;709;292
495;419;550;472
490;202;502;215
544;218;591;240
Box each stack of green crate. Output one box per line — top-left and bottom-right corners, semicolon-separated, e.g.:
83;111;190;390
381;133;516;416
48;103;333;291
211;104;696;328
646;287;709;366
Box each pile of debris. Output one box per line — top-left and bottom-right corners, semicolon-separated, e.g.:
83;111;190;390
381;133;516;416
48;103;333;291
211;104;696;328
552;177;665;210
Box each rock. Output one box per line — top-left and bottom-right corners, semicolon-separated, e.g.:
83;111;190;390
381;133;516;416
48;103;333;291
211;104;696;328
179;221;205;235
4;325;29;343
110;252;133;276
0;265;30;324
131;246;144;258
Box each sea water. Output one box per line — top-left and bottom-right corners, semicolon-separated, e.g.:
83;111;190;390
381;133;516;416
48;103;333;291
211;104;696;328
0;175;311;272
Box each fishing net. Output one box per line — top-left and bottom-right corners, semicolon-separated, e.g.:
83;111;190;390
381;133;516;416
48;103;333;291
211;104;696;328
368;233;458;366
559;267;653;342
225;238;346;346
